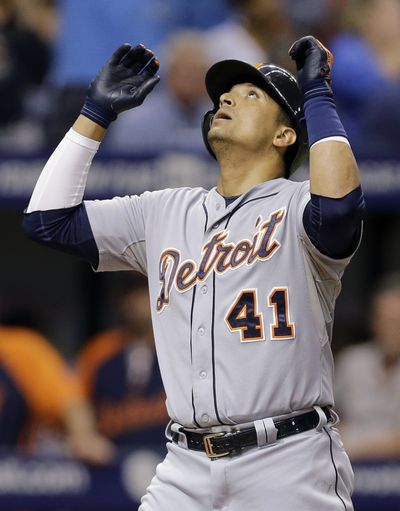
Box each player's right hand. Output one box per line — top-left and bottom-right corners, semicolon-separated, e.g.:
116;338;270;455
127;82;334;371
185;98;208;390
80;43;160;128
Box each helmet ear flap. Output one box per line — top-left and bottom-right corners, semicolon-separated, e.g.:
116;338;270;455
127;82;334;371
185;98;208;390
202;109;217;160
286;117;308;176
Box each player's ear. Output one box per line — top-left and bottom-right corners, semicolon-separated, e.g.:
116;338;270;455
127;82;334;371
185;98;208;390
273;126;297;149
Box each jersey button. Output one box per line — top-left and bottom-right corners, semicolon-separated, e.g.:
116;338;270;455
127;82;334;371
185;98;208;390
201;285;208;294
216;203;221;210
199;370;207;379
201;414;210;423
212;223;219;230
198;327;205;336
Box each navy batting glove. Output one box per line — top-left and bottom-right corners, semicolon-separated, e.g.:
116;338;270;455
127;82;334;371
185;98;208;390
289;36;333;99
81;43;160;128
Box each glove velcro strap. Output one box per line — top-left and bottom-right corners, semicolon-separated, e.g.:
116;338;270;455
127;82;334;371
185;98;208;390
303;94;347;147
302;77;332;99
80;97;117;129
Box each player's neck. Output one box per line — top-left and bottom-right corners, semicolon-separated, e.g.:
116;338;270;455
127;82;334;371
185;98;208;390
216;154;284;196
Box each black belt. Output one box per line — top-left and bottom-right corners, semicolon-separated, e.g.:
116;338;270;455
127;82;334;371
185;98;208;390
172;407;331;459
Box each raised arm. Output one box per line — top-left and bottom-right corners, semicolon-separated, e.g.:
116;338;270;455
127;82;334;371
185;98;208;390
23;44;160;264
289;36;360;196
289;36;365;258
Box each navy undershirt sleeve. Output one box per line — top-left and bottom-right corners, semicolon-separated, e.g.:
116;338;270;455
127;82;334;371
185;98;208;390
302;185;366;259
22;188;365;267
22;203;99;268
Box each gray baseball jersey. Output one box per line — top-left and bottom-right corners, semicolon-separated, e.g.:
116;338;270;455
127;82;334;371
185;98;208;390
85;177;351;428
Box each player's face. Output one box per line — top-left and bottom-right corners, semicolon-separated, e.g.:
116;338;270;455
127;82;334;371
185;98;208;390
208;82;284;153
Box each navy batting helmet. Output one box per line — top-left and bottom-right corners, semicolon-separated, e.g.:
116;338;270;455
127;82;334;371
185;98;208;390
202;59;308;176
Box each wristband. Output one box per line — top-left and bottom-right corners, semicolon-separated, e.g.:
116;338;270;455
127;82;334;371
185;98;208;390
303;94;347;147
300;73;347;147
80;97;117;129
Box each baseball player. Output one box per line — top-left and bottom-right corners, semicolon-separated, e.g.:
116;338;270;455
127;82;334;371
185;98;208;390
23;36;365;510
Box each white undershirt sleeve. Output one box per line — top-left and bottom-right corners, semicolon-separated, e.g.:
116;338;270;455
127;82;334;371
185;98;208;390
26;129;100;213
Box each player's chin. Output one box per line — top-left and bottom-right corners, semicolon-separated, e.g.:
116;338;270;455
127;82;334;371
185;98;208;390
208;126;228;144
208;132;234;160
208;130;225;152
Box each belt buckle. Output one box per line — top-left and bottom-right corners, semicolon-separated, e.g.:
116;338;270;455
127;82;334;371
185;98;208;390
203;432;231;459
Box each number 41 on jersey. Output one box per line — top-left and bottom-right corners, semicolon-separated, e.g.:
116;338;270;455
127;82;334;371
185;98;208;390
225;287;295;342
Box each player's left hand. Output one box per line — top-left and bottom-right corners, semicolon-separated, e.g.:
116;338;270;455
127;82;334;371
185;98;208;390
288;35;333;98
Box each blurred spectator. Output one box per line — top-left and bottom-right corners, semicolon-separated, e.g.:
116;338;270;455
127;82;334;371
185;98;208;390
46;0;230;149
286;0;344;44
102;30;212;156
0;0;57;152
356;82;400;160
77;276;168;451
51;0;229;86
327;0;400;311
335;273;400;459
204;0;297;70
329;0;400;156
0;324;114;464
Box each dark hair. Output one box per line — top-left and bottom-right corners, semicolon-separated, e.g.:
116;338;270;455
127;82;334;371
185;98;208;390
373;272;400;295
227;0;246;7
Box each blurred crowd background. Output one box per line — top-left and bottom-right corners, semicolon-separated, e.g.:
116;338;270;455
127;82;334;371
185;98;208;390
1;0;400;508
